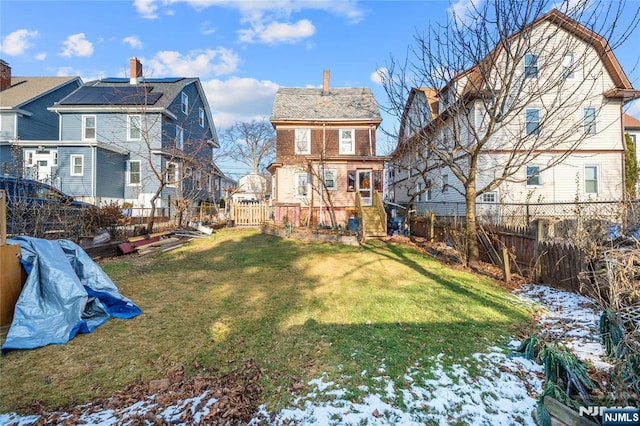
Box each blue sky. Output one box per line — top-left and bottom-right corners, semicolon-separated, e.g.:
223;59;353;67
1;0;639;178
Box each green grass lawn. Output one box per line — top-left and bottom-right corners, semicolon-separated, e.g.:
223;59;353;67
0;228;533;413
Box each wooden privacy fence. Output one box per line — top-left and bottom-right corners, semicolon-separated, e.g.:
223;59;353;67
410;215;587;292
229;202;271;226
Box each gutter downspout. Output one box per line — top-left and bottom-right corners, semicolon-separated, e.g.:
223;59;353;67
92;145;97;203
369;125;373;157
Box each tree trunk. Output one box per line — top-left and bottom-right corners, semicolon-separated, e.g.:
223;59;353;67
465;186;479;265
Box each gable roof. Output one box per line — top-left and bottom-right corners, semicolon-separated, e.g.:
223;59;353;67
624;113;640;129
456;9;638;102
270;87;382;123
53;77;197;111
0;77;81;109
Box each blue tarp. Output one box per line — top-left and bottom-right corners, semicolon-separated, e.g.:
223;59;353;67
2;237;141;354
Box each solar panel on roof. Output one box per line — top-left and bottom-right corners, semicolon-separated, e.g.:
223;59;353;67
146;77;183;83
61;86;162;105
100;78;130;83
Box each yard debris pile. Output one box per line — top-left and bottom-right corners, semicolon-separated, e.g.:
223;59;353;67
6;359;263;425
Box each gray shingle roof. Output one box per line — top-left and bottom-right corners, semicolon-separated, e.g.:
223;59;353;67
270;87;382;122
55;78;198;110
0;77;80;108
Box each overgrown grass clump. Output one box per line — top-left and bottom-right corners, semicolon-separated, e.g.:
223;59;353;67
0;228;532;413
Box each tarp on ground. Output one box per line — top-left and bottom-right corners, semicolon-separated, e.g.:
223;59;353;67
2;236;141;354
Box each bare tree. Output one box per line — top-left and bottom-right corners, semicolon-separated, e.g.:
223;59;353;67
381;0;639;263
220;119;276;174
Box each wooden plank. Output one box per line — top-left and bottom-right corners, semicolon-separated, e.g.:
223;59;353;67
118;236;162;254
0;190;6;245
543;396;599;426
127;231;173;243
0;243;23;328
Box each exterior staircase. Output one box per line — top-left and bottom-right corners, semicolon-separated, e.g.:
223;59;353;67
360;206;386;237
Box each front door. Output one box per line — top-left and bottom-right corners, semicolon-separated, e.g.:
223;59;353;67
357;170;372;206
25;149;57;183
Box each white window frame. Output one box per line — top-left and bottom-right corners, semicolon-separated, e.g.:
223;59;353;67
323;169;337;191
195;170;202;190
295;173;309;198
199;107;205;128
583;107;597;135
127;114;141;140
127;160;141;186
82;115;96;141
294;128;311;155
25;150;34;166
176;125;184;150
526;165;541;186
562;52;575;79
584;165;599;194
181;92;188;114
525;108;540;136
53;151;58;166
415;182;424;202
482;191;497;203
70;154;84;176
524;53;538;79
166;162;178;187
339;129;355;154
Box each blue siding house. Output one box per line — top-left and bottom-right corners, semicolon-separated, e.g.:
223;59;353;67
0;59;82;179
47;58;220;216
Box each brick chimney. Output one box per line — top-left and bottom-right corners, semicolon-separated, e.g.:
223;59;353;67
322;69;330;95
130;57;143;84
0;60;11;91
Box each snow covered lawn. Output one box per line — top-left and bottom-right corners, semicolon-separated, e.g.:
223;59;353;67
0;284;607;425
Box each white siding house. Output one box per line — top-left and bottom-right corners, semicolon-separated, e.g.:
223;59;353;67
389;9;640;220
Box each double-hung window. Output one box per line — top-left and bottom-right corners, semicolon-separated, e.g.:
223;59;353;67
585;165;598;194
128;160;141;185
199;107;205;127
323;169;337;191
584;107;596;135
524;53;538;78
442;174;449;192
526;108;540;136
181;92;188;114
176;125;184;150
82;115;96;140
295;173;309;197
166;162;178;187
562;53;575;79
294;128;310;154
339;129;355;154
526;165;541;186
70;155;84;176
482;192;497;203
128;115;141;140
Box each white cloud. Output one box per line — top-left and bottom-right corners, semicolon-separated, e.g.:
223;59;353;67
370;67;387;85
448;0;484;25
133;0;159;19
238;19;315;44
123;35;143;49
60;33;94;57
35;53;47;61
200;21;216;35
202;76;279;129
0;29;39;56
144;48;239;78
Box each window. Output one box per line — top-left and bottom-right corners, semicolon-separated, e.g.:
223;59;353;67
181;92;188;114
128;115;141;140
82;115;96;140
25;151;34;166
584;107;596;135
562;53;575;79
295;173;309;197
128;160;141;185
53;151;58;166
373;170;383;192
442;174;449;192
294;128;311;154
482;192;497;203
166;162;178;186
526;165;541;186
195;170;202;190
70;155;84;176
347;170;355;191
176;125;184;150
585;166;598;194
415;182;424;202
339;129;355;154
526;108;540;136
323;169;337;190
524;53;538;78
199;107;205;128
